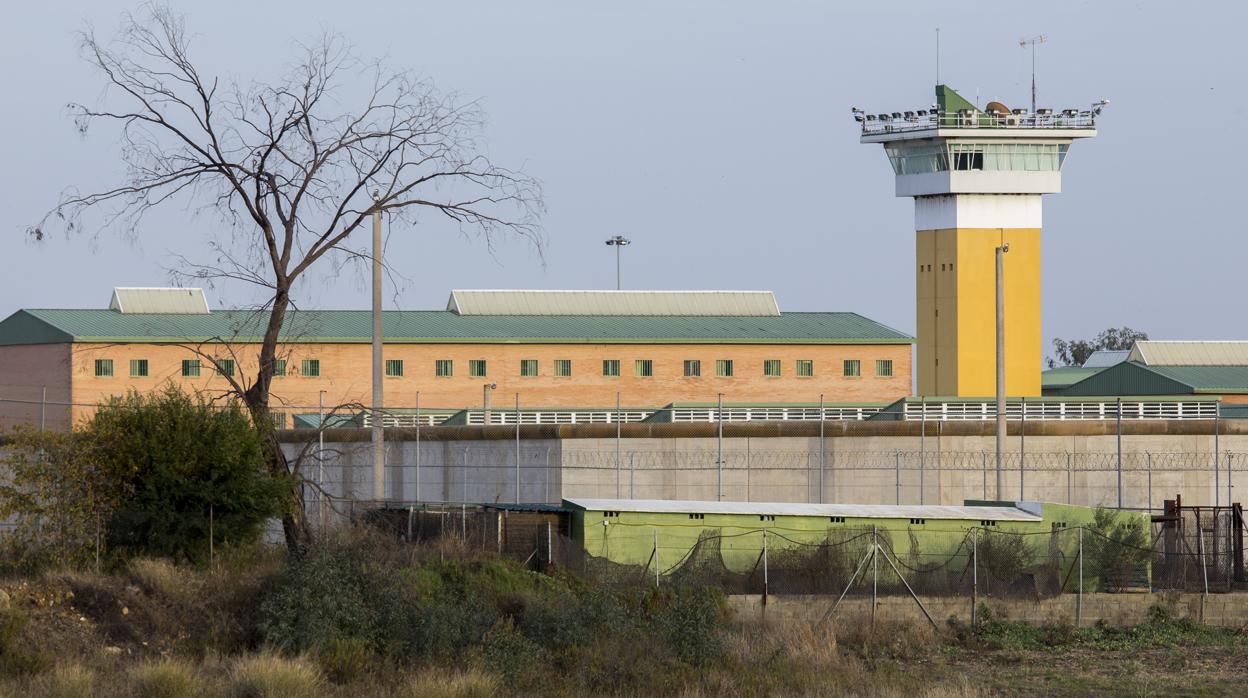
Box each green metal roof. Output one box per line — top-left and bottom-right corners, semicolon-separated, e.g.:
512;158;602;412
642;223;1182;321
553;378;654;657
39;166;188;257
0;309;913;346
1056;362;1248;396
1041;366;1106;390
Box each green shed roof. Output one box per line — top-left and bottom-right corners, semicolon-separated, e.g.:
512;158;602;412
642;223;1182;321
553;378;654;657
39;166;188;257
1041;366;1106;390
0;309;913;346
1056;362;1248;396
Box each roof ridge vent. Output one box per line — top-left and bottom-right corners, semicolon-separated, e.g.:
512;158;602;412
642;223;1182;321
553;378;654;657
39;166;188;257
446;290;781;316
109;287;211;314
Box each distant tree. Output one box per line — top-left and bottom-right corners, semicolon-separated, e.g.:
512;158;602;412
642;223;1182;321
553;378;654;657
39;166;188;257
1048;327;1149;368
30;4;543;550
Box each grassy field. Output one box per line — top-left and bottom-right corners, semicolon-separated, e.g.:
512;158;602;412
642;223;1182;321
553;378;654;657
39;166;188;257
0;530;1243;697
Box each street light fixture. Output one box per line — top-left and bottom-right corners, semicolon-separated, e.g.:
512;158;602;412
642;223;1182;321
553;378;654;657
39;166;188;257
604;235;631;290
995;243;1009;500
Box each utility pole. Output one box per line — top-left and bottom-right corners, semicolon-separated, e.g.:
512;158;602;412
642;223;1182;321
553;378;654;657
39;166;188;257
371;190;385;502
995;242;1009;500
604;235;631;290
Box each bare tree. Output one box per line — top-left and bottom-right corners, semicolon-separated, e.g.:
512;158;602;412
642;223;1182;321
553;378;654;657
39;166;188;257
31;4;543;550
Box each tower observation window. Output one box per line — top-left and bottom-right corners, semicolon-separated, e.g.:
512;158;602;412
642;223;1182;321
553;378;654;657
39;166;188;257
887;142;1068;174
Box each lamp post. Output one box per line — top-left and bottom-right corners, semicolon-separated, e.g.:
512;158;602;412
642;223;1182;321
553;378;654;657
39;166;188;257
483;382;497;424
371;190;385;502
604;235;631;290
995;242;1009;500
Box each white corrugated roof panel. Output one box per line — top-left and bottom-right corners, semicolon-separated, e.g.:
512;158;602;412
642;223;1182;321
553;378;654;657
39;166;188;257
563;498;1042;521
1128;341;1248;366
108;288;210;314
1081;349;1130;368
447;290;781;316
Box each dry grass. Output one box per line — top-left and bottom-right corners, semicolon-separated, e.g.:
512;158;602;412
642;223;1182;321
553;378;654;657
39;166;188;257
127;657;205;698
403;667;501;698
229;652;324;698
24;664;95;698
128;558;201;604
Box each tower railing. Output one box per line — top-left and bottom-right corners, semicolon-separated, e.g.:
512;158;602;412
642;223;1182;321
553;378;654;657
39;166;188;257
860;108;1097;135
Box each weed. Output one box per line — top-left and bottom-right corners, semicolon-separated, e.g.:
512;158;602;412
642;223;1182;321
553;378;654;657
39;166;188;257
127;658;204;698
26;664;94;698
229;652;323;698
404;666;500;698
0;611;51;678
319;636;372;684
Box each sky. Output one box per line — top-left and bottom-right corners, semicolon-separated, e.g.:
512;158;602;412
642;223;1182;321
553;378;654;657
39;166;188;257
2;1;1246;359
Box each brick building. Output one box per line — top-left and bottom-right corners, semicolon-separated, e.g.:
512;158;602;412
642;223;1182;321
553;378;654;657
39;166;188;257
0;289;913;430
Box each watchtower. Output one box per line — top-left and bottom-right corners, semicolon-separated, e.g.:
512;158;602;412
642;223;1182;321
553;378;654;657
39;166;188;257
857;85;1104;396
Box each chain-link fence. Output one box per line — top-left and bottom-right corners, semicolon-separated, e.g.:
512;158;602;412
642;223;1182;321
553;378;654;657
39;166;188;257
348;501;1245;629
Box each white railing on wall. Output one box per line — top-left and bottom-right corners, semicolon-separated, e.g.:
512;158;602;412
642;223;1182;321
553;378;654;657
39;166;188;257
903;400;1218;422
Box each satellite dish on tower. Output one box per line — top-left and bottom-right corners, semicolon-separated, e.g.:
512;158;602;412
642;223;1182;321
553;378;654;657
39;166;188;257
985;101;1011;115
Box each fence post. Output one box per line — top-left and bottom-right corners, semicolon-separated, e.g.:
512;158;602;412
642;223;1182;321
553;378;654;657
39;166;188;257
1147;452;1153;513
415;391;421;504
871;525;878;629
1229;452;1234;510
209;504;215;570
1076;526;1083;627
971;527;978;625
1020;396;1026;500
654;529;660;587
895;451;901;505
1116;397;1123;509
1067;452;1073;505
547;521;553;567
515;394;521;504
40;385;46;432
630;452;636;500
1198;525;1209;622
616;392;622;499
762;528;769;608
407;505;414;542
717;393;724;502
819;394;825;504
497;512;503;554
983;451;988;500
919;405;926;506
1215;400;1222;508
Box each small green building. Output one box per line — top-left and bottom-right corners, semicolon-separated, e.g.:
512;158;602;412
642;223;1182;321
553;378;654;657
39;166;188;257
563;498;1148;592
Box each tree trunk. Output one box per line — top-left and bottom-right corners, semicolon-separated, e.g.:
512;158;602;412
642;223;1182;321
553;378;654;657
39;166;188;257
244;286;312;553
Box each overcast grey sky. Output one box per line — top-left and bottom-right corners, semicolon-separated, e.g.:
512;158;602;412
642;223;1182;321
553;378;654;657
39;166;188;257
2;1;1246;355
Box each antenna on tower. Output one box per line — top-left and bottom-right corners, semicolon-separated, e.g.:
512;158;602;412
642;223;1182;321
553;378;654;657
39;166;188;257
935;27;940;85
1019;34;1047;114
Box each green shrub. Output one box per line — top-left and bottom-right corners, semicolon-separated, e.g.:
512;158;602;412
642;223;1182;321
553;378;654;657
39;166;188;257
259;538;410;654
978;530;1036;586
127;658;204;698
90;387;290;563
229;652;323;698
652;586;726;667
1083;508;1151;591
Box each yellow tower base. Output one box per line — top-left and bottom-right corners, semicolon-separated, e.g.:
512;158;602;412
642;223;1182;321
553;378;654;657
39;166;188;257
916;226;1041;397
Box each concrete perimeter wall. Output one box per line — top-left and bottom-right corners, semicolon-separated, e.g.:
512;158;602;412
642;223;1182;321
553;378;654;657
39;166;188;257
280;420;1248;509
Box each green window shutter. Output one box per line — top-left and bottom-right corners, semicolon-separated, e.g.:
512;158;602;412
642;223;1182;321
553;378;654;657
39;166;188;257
469;359;487;377
94;359;114;377
683;360;701;377
763;359;781;377
181;359;200;378
386;359;404;377
716;359;734;377
436;359;453;377
844;359;861;377
273;359;287;377
603;359;620;377
796;360;813;377
215;359;235;377
554;359;572;377
270;412;287;430
634;359;653;377
129;359;148;378
520;359;539;377
301;359;320;377
876;359;893;377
